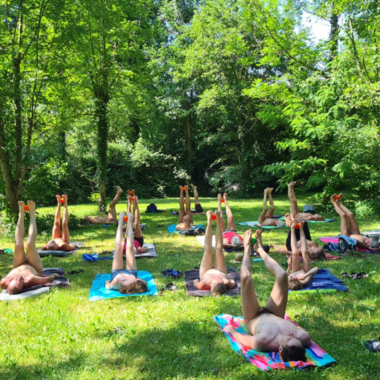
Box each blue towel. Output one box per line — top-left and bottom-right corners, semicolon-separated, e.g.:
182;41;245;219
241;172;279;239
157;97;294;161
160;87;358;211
83;253;99;261
167;224;203;234
290;269;348;292
89;271;158;301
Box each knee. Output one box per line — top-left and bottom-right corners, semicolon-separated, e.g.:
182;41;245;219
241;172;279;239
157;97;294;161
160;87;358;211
346;211;354;218
54;221;60;229
15;242;24;250
275;268;287;281
26;240;35;250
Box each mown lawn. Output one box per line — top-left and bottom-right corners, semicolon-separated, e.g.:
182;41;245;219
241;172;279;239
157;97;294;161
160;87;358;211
0;194;379;380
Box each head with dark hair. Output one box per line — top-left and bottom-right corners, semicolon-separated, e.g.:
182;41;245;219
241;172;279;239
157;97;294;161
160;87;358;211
210;280;226;296
120;279;147;294
288;277;302;291
281;338;307;362
7;276;24;295
183;215;191;223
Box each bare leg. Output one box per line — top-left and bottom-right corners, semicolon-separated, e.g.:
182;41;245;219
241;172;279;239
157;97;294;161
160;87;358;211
331;194;350;236
61;195;70;244
266;188;275;217
224;193;236;231
178;186;185;224
288;182;299;215
218;193;226;232
125;213;137;270
290;222;302;273
52;195;62;239
258;189;269;224
127;195;132;215
108;186;123;222
133;196;143;238
13;201;27;268
241;229;261;326
112;212;125;271
184;185;193;223
336;194;360;235
299;221;311;272
199;211;214;279
214;211;227;274
191;184;200;206
255;230;288;318
25;201;43;275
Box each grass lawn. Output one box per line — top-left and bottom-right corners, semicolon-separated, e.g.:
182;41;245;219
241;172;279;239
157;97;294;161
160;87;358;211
0;194;380;380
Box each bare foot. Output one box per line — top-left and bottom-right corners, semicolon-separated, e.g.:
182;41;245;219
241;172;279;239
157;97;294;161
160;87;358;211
134;195;138;203
119;211;126;221
132;189;135;196
268;188;274;193
18;201;25;213
128;212;134;223
338;193;344;200
62;194;68;206
288;181;297;188
206;210;213;221
291;220;298;230
331;194;337;203
184;185;189;191
215;211;220;223
223;193;228;202
191;183;197;190
27;200;36;213
115;186;123;193
179;185;183;191
56;195;62;204
254;230;263;251
244;229;253;249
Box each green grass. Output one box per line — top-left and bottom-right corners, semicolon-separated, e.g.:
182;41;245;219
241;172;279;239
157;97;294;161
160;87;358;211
0;194;380;380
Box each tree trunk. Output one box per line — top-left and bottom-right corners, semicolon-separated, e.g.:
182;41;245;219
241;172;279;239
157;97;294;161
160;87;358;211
329;5;339;61
186;112;192;160
94;87;110;214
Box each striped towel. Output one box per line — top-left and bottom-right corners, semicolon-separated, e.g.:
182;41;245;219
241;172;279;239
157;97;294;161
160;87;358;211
213;314;336;371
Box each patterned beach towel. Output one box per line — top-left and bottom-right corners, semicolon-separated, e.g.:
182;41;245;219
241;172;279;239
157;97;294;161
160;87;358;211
279;216;336;224
213;314;336;371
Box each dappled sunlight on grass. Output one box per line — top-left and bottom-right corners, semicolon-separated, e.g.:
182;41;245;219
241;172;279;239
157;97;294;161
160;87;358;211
0;195;380;378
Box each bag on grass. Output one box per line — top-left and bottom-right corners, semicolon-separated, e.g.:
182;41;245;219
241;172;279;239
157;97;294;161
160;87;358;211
182;227;205;236
146;203;158;213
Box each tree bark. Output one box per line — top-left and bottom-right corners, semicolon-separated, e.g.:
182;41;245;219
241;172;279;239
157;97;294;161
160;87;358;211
94;86;110;213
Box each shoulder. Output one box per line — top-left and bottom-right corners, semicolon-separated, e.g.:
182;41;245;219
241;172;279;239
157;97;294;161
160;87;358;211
296;329;312;347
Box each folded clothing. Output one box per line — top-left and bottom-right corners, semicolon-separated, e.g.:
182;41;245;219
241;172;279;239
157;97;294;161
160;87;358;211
89;271;158;301
214;314;336;370
320;236;380;253
0;268;69;301
184;269;241;297
38;242;84;257
167;224;204;234
290;269;348;292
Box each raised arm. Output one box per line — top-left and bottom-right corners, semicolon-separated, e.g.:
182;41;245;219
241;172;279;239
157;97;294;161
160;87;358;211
224;325;266;350
29;273;59;286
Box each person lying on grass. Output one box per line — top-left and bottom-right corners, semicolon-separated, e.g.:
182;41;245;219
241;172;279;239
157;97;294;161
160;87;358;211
0;201;60;294
287;221;319;290
126;195;148;254
83;186;124;225
283;213;325;260
288;181;325;221
331;193;379;250
105;211;147;294
223;229;311;362
257;188;286;228
175;185;195;231
218;193;243;248
42;195;76;252
194;210;236;295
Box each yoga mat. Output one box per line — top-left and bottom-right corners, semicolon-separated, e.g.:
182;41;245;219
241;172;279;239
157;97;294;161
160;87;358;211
271;245;340;261
184;269;241;297
214;314;336;370
0;268;69;301
279;216;336;223
289;269;348;292
38;242;84;257
113;243;158;258
167;224;203;234
89;271;158;301
238;221;286;229
362;230;380;236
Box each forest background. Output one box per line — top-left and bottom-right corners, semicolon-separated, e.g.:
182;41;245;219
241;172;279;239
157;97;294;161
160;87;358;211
1;0;379;220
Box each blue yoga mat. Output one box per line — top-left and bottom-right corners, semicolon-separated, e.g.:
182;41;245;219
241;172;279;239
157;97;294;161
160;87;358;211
290;268;348;293
89;271;158;301
167;224;204;234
